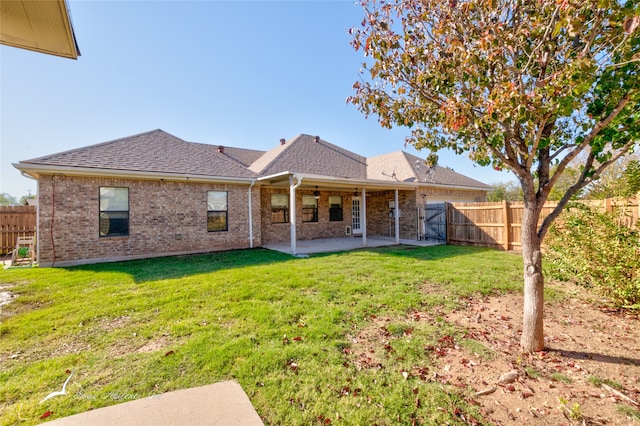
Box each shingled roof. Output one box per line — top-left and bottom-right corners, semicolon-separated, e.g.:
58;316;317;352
249;134;367;179
17;130;490;190
367;151;491;189
20;129;257;179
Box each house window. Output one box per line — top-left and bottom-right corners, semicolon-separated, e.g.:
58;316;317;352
207;191;228;232
329;195;343;221
99;187;129;237
271;193;289;223
302;195;318;222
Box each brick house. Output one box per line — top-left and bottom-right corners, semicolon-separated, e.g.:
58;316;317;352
14;130;490;266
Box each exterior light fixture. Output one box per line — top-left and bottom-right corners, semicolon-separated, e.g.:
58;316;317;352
314;186;320;199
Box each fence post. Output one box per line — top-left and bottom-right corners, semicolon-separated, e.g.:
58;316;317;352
604;197;613;213
502;200;510;251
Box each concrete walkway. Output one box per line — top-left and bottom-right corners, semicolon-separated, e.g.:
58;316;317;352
47;381;263;426
263;235;441;256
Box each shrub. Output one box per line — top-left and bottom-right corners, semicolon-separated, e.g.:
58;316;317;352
545;203;640;309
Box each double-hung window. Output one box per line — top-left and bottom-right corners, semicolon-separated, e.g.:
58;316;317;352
302;195;318;222
271;193;289;223
329;195;343;221
99;187;129;237
207;191;228;232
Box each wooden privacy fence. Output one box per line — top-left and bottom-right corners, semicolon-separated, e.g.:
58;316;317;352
446;195;639;251
0;206;36;255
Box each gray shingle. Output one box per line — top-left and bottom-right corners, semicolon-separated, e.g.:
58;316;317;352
368;151;491;188
249;134;367;178
21;129;257;178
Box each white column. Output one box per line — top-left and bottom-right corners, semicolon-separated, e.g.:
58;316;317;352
290;176;300;255
394;189;400;244
361;187;367;247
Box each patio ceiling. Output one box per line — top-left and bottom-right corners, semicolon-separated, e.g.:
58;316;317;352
0;0;80;59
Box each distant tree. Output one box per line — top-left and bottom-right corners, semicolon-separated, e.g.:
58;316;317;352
0;192;18;206
585;154;640;198
625;160;640;195
487;181;523;202
547;166;584;201
350;0;639;351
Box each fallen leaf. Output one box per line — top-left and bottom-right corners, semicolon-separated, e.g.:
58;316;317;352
40;411;53;419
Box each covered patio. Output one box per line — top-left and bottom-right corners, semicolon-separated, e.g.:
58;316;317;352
263;235;441;256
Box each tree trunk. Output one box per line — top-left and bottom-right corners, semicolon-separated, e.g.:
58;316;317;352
520;204;545;352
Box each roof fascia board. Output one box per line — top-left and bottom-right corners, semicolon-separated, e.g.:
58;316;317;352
13;163;256;185
258;171;419;190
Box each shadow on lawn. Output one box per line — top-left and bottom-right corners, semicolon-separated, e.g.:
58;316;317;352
65;244;493;283
65;248;294;283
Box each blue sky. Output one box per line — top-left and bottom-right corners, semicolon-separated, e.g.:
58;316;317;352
0;0;512;198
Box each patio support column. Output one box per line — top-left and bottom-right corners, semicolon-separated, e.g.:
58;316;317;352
361;187;367;247
394;189;400;244
290;175;302;255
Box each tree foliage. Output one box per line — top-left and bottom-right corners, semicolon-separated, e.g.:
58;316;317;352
350;0;638;232
349;0;639;351
0;192;18;206
487;181;523;201
546;203;640;309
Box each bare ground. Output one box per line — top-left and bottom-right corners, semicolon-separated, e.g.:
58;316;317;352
350;282;640;425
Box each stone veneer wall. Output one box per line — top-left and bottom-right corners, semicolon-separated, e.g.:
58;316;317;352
36;174;260;266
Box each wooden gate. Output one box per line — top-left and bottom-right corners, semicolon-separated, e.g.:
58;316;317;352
424;203;447;242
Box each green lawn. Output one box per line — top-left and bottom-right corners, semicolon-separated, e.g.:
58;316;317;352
0;245;523;425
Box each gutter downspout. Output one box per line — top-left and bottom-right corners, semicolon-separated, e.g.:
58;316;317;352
394;189;400;244
289;175;302;255
247;180;256;248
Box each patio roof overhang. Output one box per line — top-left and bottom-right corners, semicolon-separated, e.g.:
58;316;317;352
257;171;419;192
0;0;80;59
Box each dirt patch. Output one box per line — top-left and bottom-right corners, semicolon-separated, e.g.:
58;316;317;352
441;287;639;425
107;334;173;357
98;315;132;331
347;284;640;424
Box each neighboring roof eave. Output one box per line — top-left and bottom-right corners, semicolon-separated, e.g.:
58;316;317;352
13;163;257;185
0;0;80;59
418;182;491;192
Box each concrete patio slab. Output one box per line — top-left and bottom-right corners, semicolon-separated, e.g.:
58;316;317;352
47;381;263;426
263;236;441;256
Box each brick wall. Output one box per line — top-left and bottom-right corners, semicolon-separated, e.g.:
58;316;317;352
364;190;417;240
260;188;356;244
260;188;417;243
36;174;261;266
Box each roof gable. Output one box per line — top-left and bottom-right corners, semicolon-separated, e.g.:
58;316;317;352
21;129;257;179
368;151;491;189
249;134;367;178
